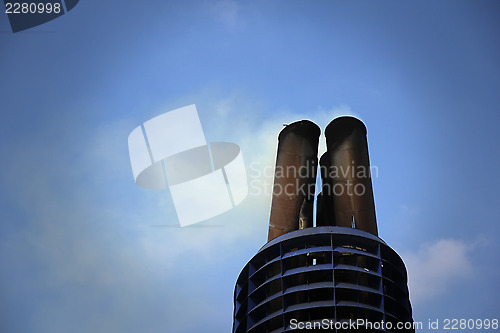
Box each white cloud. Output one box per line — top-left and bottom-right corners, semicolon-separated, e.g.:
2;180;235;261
208;0;241;29
157;88;359;225
403;239;474;304
0;87;363;332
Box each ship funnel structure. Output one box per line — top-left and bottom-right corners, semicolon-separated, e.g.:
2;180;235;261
323;116;378;236
267;116;378;240
267;120;320;241
235;116;415;333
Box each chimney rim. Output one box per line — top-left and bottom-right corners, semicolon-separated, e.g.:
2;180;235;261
324;116;367;141
278;120;321;142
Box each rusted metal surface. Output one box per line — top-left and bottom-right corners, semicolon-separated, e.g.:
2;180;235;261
267;120;320;241
323;116;378;236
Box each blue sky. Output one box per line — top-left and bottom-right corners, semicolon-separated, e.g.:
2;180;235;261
1;1;499;332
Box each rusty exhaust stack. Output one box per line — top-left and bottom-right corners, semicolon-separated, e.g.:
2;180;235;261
267;120;320;241
323;116;378;236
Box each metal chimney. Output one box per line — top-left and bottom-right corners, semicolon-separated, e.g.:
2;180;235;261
267;120;320;241
323;116;378;236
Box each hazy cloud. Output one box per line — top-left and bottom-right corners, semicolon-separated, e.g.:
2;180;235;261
0;87;366;332
208;0;241;29
404;239;474;304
